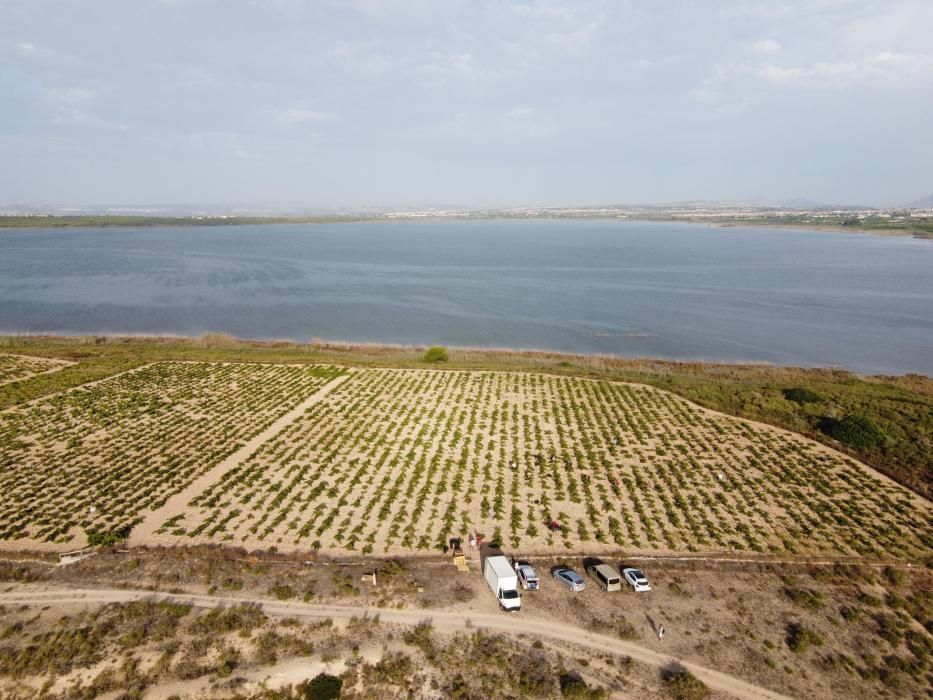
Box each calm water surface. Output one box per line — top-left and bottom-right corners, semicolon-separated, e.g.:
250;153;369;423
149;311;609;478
1;219;931;375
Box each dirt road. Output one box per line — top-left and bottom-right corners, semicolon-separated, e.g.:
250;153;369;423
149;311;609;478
0;583;794;700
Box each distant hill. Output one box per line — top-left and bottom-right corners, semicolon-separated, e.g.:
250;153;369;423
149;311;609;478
907;193;933;208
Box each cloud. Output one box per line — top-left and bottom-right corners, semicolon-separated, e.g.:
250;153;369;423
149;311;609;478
16;42;35;56
747;51;933;87
510;3;574;21
187;131;252;159
414;52;477;81
264;108;329;128
506;107;534;118
46;87;95;103
751;39;782;55
544;22;600;49
421;108;553;145
633;55;681;69
49;108;127;131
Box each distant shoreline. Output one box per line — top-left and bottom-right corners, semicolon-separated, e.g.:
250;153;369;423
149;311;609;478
2;332;929;380
711;221;924;238
1;213;931;240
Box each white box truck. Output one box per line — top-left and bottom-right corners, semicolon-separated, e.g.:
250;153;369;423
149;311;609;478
484;555;521;611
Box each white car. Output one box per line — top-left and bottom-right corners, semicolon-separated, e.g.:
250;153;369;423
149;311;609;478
622;567;651;592
515;561;539;590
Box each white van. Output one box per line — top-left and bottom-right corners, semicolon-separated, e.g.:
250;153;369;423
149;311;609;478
484;555;521;611
586;563;622;592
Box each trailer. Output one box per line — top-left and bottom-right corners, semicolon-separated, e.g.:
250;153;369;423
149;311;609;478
484;555;521;611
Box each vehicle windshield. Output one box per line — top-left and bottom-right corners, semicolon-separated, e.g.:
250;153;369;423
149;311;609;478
631;570;645;579
502;589;520;599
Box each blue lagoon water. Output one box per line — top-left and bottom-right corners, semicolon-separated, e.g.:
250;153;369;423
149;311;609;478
0;219;931;375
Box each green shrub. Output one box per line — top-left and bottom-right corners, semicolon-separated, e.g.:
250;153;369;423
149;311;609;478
560;673;607;699
783;387;823;404
840;606;860;622
829;415;885;449
783;587;824;610
189;603;266;635
661;664;710;700
514;651;553;695
302;672;342;699
402;621;435;658
269;584;295;600
422;346;448;363
365;652;413;686
882;566;905;587
786;623;824;653
85;525;133;546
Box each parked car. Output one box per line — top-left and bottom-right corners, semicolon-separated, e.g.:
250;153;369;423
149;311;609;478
622;567;651;592
586;563;622;592
514;561;539;590
553;566;586;592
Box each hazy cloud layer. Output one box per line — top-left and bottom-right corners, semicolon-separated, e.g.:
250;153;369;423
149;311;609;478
1;0;931;207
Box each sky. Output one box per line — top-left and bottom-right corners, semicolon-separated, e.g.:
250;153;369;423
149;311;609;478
1;0;932;209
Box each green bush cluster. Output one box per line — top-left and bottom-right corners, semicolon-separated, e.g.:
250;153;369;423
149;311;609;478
85;525;133;546
301;673;342;699
786;623;824;653
829;414;886;449
423;346;449;363
661;665;710;700
783;387;823;404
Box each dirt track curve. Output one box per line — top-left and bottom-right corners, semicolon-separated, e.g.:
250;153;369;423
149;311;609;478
0;583;794;700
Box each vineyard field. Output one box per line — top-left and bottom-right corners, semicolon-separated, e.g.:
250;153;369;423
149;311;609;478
0;353;73;385
0;362;345;543
167;369;931;558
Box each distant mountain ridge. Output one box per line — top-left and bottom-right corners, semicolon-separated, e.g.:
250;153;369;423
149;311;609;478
907;193;933;208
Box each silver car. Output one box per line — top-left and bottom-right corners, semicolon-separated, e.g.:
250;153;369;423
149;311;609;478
553;566;586;592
